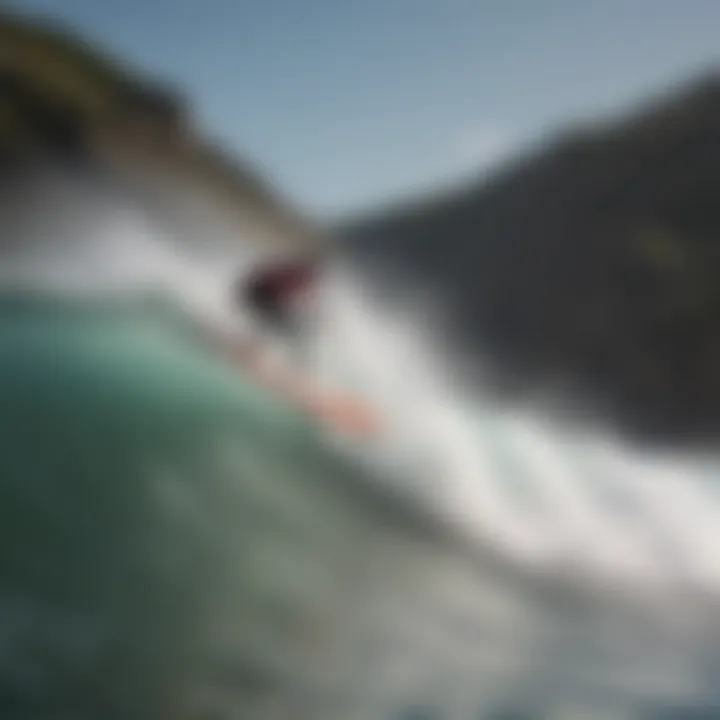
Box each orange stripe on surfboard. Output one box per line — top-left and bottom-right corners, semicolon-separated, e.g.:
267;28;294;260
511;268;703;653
303;388;381;438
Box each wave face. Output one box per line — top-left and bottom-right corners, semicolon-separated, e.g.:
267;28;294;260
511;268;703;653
0;280;720;720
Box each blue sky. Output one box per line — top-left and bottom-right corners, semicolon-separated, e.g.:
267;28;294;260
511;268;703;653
10;0;720;218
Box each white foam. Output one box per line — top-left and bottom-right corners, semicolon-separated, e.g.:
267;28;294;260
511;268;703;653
313;261;720;593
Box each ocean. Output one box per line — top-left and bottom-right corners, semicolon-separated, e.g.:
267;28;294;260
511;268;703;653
1;280;720;719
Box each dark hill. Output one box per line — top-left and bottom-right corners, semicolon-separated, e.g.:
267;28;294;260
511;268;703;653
343;74;720;444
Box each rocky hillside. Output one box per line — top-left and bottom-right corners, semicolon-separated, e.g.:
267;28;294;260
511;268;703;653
0;11;316;257
344;74;720;444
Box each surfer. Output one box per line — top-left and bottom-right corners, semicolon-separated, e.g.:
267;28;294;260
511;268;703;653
227;256;381;439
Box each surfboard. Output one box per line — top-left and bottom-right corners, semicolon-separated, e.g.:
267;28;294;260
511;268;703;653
198;306;381;439
236;349;381;439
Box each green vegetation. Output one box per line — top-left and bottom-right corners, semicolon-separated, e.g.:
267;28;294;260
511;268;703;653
0;11;312;251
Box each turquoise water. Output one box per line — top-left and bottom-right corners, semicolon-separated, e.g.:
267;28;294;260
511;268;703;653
1;295;720;719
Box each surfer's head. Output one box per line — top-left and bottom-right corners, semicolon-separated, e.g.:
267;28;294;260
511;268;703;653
239;256;320;334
